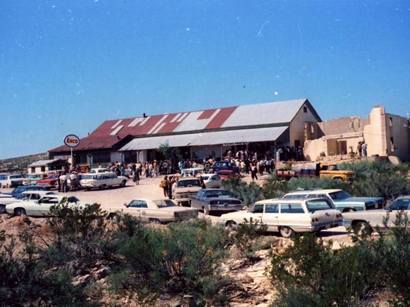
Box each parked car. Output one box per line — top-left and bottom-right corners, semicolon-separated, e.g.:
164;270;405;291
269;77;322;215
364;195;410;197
191;188;243;215
114;198;198;223
220;198;343;237
282;189;385;212
343;196;410;233
211;161;240;178
0;190;56;213
0;174;25;188
10;185;49;199
22;173;44;186
6;194;80;216
36;174;59;189
181;168;204;177
173;177;203;206
200;173;222;188
80;172;127;190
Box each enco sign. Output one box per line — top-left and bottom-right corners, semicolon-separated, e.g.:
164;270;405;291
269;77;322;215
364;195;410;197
64;134;80;148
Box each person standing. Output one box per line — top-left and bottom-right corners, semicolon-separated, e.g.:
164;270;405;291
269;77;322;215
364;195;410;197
160;176;168;197
167;176;174;200
251;163;258;181
133;166;140;185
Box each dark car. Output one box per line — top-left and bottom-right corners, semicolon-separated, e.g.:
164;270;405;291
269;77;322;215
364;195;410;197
191;188;243;215
212;161;240;178
11;185;48;199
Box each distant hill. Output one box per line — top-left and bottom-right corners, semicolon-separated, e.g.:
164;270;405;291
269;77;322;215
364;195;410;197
0;152;49;173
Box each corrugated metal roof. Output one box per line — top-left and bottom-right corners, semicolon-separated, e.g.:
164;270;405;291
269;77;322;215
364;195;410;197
120;126;288;151
51;99;315;153
28;159;62;167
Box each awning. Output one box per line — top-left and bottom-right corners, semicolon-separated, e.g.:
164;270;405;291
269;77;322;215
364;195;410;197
120;126;288;151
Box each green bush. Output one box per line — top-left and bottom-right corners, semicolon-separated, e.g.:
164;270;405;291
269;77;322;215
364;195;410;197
270;213;410;306
222;178;263;205
110;219;230;305
339;160;409;199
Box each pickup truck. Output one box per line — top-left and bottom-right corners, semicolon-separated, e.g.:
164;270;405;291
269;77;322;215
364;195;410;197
276;162;354;183
114;198;198;223
283;189;385;212
173;178;203;206
343;196;410;233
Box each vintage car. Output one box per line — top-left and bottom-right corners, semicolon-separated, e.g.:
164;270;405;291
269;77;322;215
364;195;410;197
282;189;385;212
113;198;198;223
80;172;128;190
191;188;243;215
36;173;60;189
0;173;25;188
22;174;44;186
181;168;204;178
0;190;54;213
10;185;49;199
211;161;240;178
343;196;410;233
200;173;222;188
219;198;343;237
5;193;80;216
276;162;354;183
173;177;203;206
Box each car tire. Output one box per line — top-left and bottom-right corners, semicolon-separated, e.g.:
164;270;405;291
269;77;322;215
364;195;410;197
14;208;26;216
0;204;5;214
352;221;372;236
279;226;294;238
120;180;127;187
149;218;161;224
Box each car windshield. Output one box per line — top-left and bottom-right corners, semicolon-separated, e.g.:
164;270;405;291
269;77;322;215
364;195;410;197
204;190;232;198
306;200;332;213
154;199;175;208
329;191;351;200
177;179;201;187
10;175;23;179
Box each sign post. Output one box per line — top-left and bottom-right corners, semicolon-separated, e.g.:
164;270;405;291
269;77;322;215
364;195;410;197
64;134;80;169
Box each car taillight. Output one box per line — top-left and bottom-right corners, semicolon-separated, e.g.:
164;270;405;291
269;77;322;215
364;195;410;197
311;217;319;222
336;213;342;218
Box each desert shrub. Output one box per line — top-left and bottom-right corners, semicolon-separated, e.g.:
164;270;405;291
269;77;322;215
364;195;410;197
222;178;263;205
0;230;87;306
270;213;410;306
286;176;349;192
339;160;409;199
110;219;230;306
262;175;289;199
231;217;268;261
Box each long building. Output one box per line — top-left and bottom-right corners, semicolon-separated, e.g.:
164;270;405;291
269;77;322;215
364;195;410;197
49;99;321;165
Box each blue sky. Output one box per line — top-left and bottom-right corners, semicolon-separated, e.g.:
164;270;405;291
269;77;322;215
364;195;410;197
1;0;409;159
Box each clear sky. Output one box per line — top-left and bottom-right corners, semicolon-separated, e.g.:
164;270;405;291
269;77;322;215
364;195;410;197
1;0;409;159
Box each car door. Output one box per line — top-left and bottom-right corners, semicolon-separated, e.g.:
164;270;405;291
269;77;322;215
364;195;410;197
249;203;264;224
278;203;308;231
261;203;280;231
38;197;59;216
127;200;149;221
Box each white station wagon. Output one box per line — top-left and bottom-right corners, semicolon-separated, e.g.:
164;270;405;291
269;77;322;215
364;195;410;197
219;198;343;237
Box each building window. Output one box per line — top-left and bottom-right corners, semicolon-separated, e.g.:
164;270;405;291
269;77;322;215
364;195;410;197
303;106;308;113
389;117;393;127
31;167;35;173
41;166;46;172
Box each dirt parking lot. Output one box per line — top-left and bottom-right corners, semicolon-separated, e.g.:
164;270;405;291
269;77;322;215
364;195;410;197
1;176;351;243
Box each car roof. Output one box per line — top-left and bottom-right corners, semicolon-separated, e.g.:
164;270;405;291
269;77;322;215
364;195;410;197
285;189;342;195
22;191;55;196
256;197;331;204
395;196;410;200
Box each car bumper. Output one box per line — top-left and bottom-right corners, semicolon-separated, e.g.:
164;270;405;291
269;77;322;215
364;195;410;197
309;220;344;232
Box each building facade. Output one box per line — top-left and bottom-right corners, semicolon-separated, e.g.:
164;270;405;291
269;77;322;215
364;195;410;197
49;99;321;165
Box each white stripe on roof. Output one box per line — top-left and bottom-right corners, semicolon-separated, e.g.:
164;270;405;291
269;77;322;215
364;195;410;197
128;117;143;127
110;125;124;136
111;120;122;129
170;113;182;123
139;116;151;126
148;114;169;134
177;112;189;123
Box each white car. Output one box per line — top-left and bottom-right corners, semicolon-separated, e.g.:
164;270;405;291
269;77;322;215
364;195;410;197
6;193;80;216
113;198;198;223
0;174;25;188
200;173;222;188
80;172;127;190
219;198;343;237
0;190;56;213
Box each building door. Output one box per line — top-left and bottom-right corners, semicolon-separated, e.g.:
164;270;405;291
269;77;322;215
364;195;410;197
337;141;347;155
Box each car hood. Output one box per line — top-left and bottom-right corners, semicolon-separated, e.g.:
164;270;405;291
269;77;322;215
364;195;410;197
220;210;248;219
175;187;201;192
158;206;197;212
